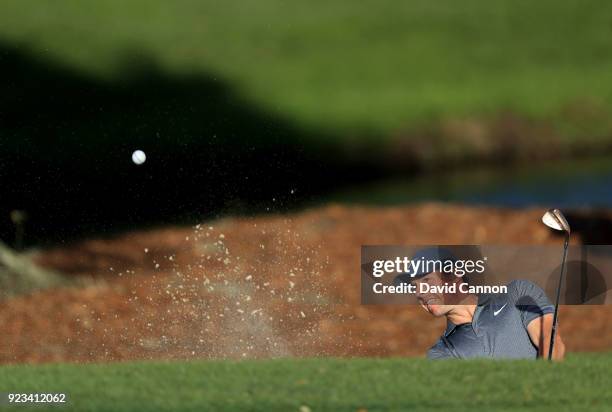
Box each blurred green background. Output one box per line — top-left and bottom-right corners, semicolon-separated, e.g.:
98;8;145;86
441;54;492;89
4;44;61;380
3;0;612;135
2;0;612;243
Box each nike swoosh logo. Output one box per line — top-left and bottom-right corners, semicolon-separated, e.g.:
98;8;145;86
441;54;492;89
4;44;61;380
493;303;507;316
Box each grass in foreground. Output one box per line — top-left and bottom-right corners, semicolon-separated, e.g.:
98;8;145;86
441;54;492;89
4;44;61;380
0;354;610;412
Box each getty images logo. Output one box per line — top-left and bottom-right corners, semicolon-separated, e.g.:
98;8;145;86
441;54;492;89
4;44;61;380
371;256;487;278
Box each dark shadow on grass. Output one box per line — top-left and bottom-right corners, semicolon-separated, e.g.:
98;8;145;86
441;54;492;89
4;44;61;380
0;44;386;245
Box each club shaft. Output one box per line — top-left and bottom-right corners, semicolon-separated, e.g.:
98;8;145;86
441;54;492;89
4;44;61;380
549;234;568;360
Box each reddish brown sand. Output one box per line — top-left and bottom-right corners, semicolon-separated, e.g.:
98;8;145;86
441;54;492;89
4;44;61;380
1;204;610;364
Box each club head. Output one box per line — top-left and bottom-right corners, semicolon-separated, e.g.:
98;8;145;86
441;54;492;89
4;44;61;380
542;209;571;233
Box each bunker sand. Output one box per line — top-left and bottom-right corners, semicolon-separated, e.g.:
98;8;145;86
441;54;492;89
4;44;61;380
1;204;610;364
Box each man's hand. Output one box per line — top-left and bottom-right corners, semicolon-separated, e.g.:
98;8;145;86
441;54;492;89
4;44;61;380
527;313;565;360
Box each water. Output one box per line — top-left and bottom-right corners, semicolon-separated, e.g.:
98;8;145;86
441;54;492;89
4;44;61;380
327;156;612;208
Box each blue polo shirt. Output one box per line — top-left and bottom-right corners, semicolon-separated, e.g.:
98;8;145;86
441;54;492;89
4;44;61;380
428;280;555;359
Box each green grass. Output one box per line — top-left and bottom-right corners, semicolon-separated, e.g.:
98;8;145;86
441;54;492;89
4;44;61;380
2;0;612;138
0;354;611;411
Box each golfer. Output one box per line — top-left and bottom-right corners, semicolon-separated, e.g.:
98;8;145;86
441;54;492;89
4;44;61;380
394;248;565;360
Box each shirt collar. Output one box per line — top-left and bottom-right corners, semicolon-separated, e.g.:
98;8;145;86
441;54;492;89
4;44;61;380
444;296;488;336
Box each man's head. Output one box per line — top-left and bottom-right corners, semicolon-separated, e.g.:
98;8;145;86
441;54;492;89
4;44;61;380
412;271;466;317
393;247;472;317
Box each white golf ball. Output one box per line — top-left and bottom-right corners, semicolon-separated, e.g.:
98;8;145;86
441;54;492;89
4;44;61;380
132;150;146;165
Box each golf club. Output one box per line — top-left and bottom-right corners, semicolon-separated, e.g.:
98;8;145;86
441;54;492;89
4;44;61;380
541;208;571;360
